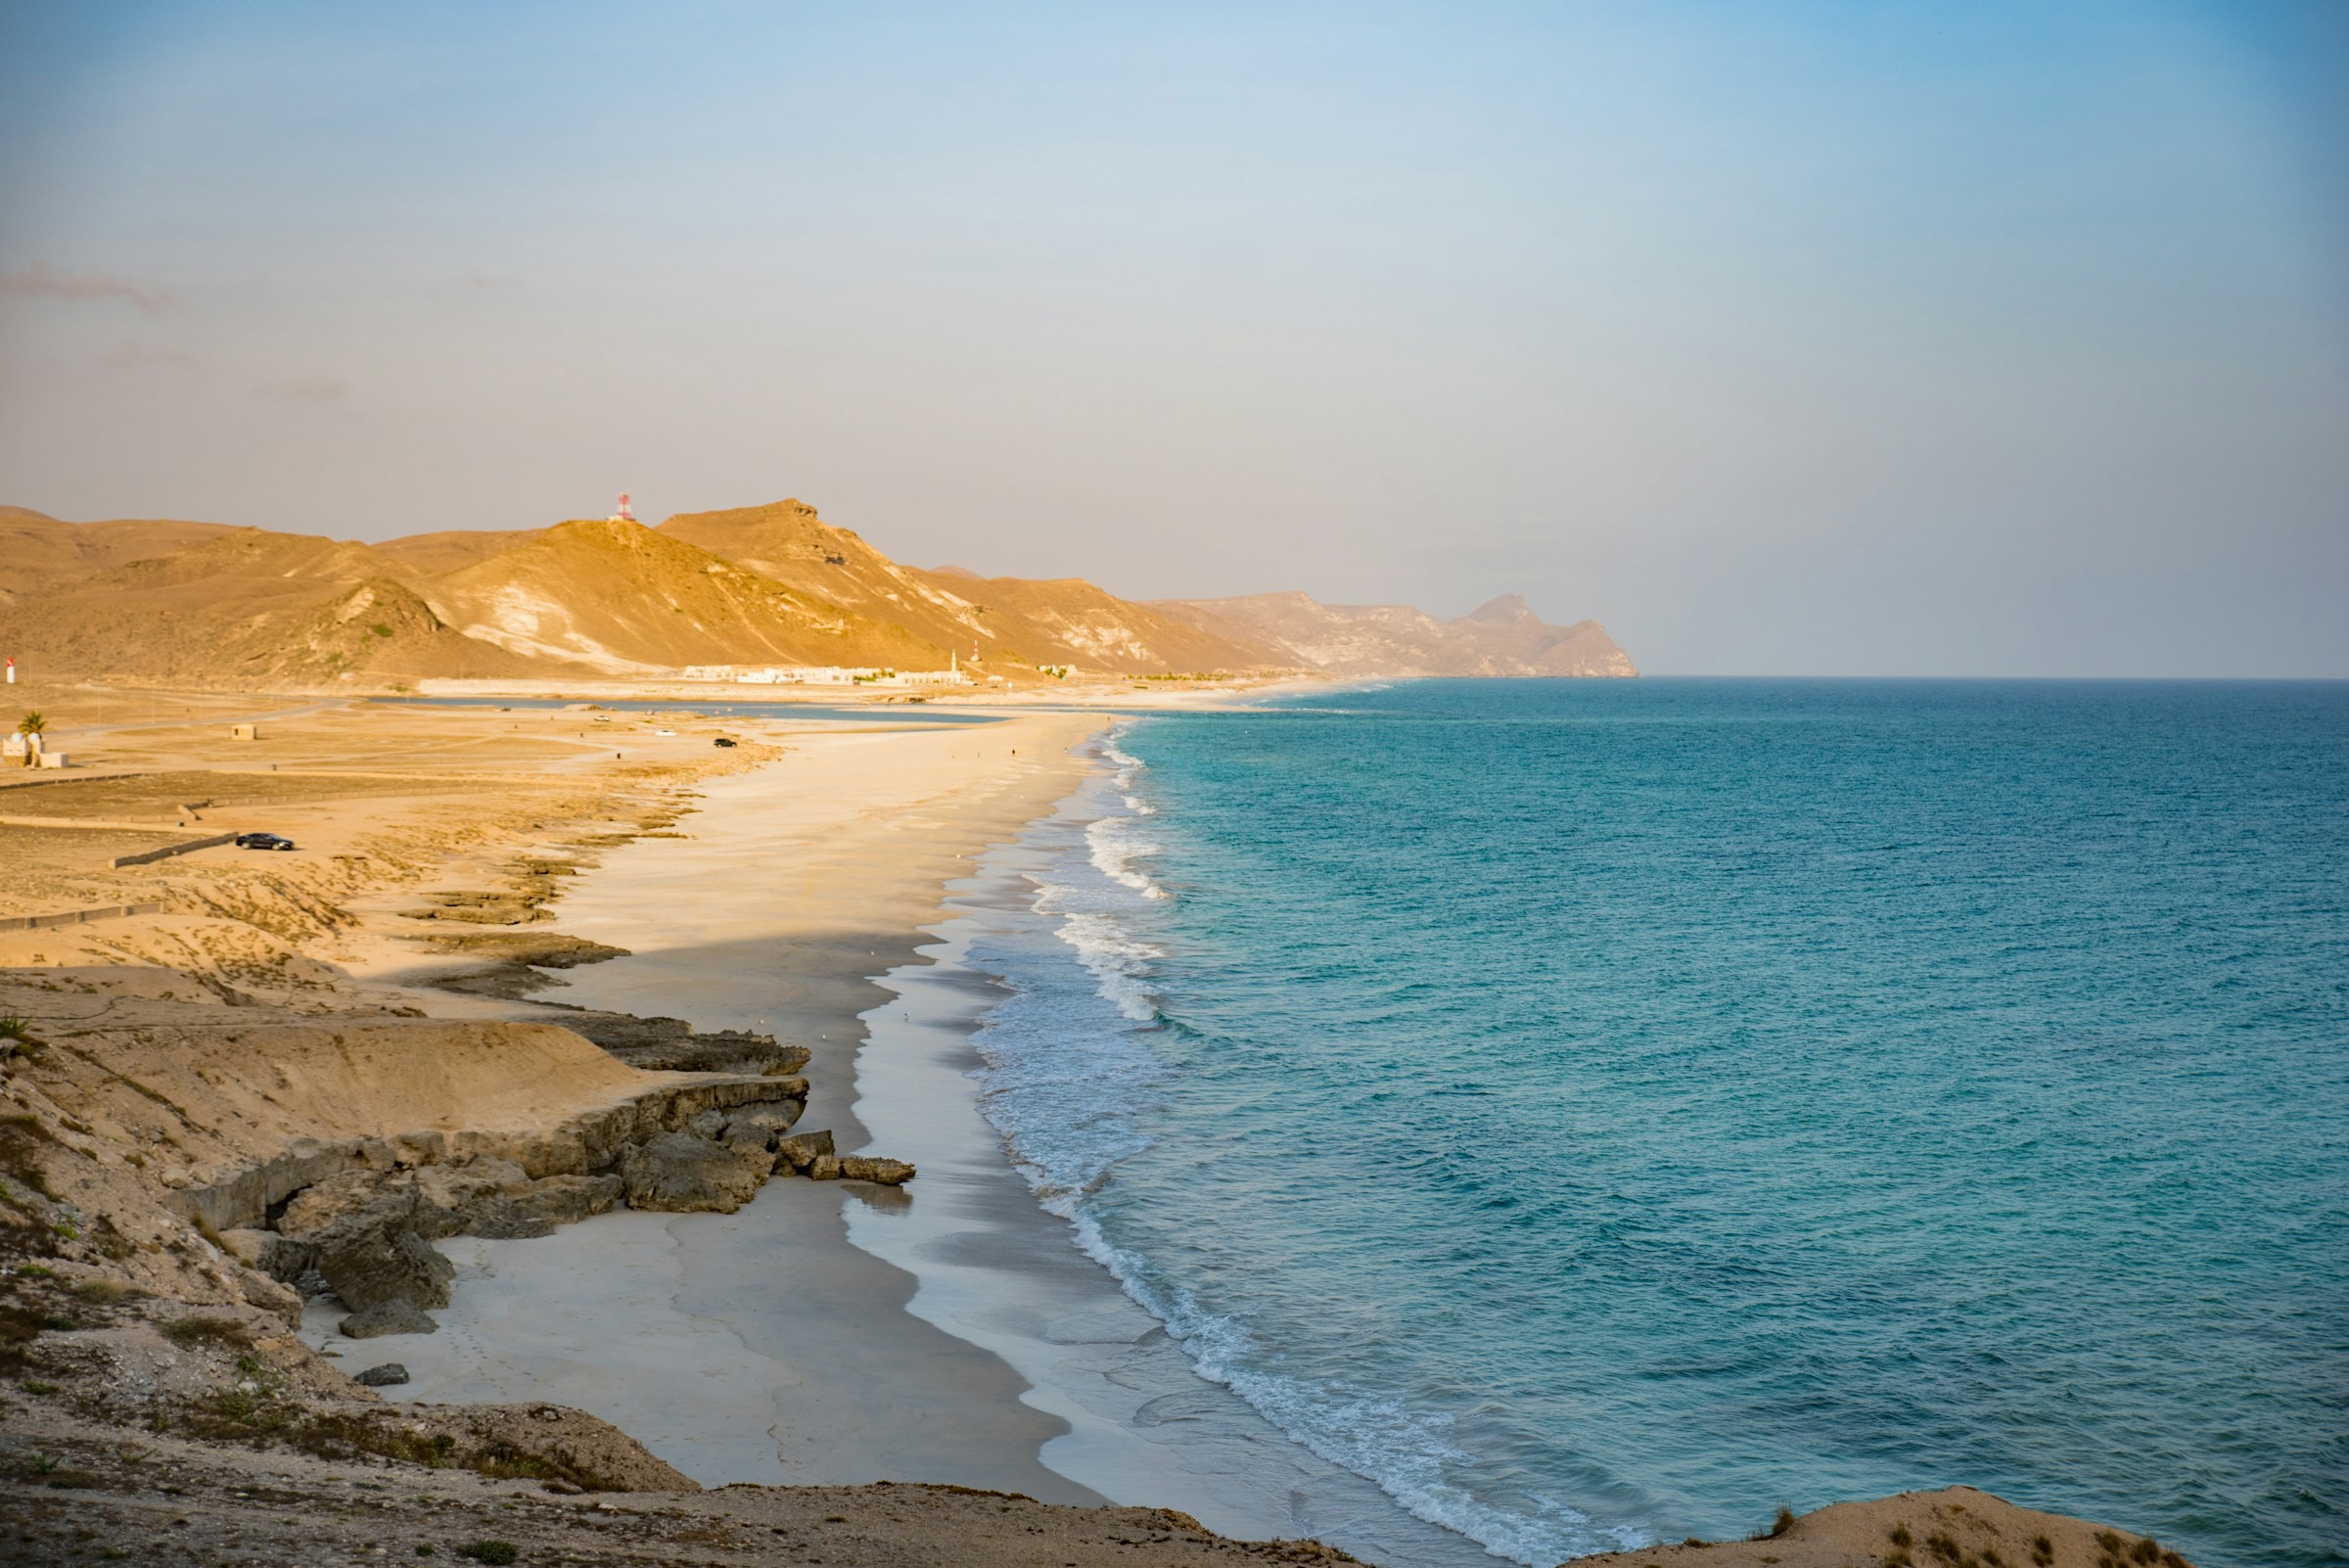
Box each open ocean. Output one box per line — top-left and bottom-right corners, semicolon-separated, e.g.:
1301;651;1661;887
959;679;2347;1568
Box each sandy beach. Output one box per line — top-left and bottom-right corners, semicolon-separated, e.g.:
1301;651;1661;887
319;709;1117;1500
308;704;1491;1563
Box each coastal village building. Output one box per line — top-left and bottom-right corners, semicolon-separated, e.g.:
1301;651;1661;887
681;661;973;687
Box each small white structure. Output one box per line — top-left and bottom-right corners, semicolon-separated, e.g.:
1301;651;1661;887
683;665;873;685
609;492;637;524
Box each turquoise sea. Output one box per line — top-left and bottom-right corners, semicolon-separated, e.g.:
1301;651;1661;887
963;679;2347;1568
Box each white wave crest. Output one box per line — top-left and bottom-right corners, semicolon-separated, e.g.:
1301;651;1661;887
1049;1204;1630;1565
1086;814;1170;900
1054;910;1163;1021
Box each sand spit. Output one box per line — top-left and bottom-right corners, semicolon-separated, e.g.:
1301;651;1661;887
0;682;2195;1567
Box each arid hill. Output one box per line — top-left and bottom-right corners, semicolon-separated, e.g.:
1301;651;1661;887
659;498;1284;675
372;525;546;576
424;515;946;674
0;505;243;601
1153;589;1637;677
912;565;1293;673
0;523;549;682
0;499;1634;684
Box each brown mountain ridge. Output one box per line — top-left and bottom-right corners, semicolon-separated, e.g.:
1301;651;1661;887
0;498;1635;684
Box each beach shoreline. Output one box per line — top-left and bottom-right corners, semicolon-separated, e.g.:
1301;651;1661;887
840;733;1504;1566
324;709;1120;1499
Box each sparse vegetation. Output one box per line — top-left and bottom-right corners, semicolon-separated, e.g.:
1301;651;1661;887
457;1540;519;1564
0;1114;61;1195
161;1314;253;1348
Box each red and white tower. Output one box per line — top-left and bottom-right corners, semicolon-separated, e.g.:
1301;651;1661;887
610;492;636;523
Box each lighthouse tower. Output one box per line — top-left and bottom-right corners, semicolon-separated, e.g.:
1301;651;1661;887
609;492;636;524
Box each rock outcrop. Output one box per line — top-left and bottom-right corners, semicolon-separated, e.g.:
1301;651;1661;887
620;1131;772;1214
340;1298;438;1339
774;1130;836;1173
837;1155;916;1186
317;1226;454;1314
562;1011;811;1076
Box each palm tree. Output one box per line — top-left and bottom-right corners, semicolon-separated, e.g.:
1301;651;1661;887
14;710;42;767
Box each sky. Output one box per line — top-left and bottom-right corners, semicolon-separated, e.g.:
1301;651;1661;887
1;0;2343;675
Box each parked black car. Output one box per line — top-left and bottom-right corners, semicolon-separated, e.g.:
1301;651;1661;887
713;737;738;748
235;832;297;852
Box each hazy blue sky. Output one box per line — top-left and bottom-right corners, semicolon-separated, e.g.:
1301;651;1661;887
2;0;2343;673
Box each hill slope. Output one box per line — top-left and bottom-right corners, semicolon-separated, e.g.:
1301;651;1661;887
1152;590;1636;677
0;525;553;681
0;510;246;600
428;515;946;674
911;567;1291;673
0;498;1635;685
659;499;1277;676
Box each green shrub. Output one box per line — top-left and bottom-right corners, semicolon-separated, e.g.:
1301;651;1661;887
457;1543;518;1565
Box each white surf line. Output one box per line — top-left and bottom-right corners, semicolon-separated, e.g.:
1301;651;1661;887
838;765;1497;1568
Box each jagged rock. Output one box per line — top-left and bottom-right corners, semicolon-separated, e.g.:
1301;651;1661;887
278;1170;419;1244
686;1109;730;1139
415;1156;529;1211
723;1103;807;1140
463;1202;558;1239
561;1013;801;1075
806;1154;843;1180
340;1297;438;1339
722;1104;805;1155
410;1157;542;1239
620;1132;770;1214
420;932;627;968
219;1225;317;1283
837;1155;916;1186
180;1071;817;1233
773;1130;835;1173
506;1173;623;1226
318;1227;454;1313
237;1265;306;1325
352;1362;411;1386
